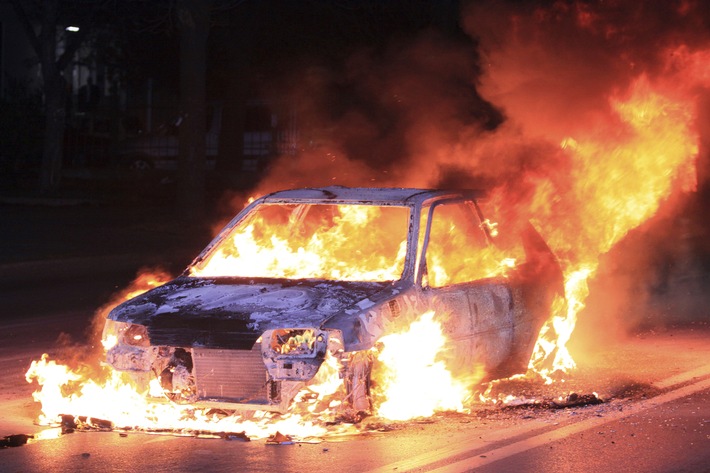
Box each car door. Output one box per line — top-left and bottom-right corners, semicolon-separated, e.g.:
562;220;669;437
419;199;517;379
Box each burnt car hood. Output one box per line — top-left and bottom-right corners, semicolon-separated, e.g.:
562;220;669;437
108;276;390;350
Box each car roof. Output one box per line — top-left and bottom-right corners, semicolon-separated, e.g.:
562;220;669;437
261;186;485;205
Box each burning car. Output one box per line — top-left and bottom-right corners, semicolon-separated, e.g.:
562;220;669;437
103;186;562;413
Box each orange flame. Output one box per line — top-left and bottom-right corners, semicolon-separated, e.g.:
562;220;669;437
525;73;699;380
192;204;409;281
25;354;332;439
372;311;472;420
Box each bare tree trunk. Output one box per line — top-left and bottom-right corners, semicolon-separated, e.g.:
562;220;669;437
12;0;68;193
39;55;67;192
215;1;263;184
176;0;211;221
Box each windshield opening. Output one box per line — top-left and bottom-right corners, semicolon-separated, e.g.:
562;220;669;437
191;203;409;282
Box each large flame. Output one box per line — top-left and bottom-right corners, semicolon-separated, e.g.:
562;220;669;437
372;311;471;420
25;354;336;440
524;73;699;380
192;204;410;281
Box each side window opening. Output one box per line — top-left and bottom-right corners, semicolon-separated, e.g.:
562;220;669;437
423;201;493;288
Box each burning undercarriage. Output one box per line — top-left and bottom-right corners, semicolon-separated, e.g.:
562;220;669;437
103;186;563;414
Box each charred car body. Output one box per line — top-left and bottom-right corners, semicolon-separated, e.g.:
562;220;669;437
104;187;562;412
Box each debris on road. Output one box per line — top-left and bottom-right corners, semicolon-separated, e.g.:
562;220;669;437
551;392;604;408
61;414;113;433
1;434;34;448
266;431;294;445
219;431;250;442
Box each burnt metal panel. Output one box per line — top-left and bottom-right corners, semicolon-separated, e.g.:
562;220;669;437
426;281;516;378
